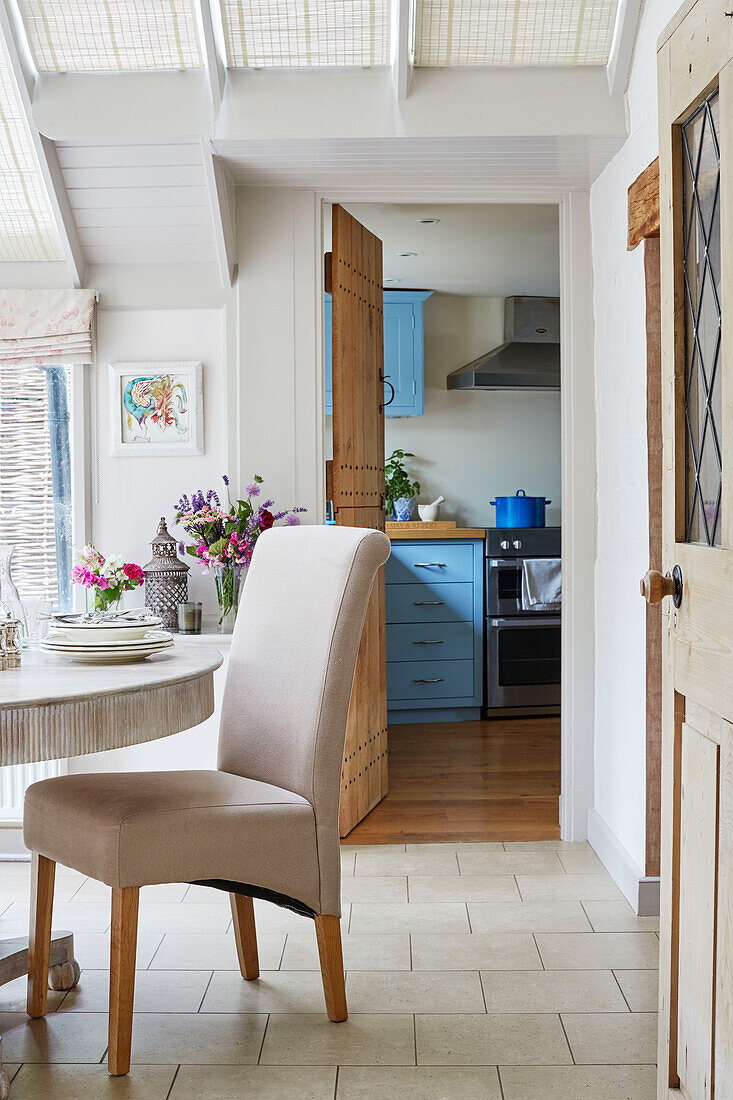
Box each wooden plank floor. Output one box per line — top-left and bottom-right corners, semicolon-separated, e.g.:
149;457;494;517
344;717;561;844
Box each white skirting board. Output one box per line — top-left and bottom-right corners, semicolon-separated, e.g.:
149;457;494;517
587;808;660;916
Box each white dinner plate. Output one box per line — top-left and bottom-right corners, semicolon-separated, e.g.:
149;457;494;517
41;638;173;663
45;630;172;650
51;618;163;643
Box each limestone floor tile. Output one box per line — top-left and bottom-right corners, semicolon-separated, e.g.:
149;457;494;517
354;850;459;877
536;933;660;971
57;968;212;1013
468;901;592;933
260;1012;416;1065
169;1065;337;1099
457;851;565;875
253;901;350;934
516;874;623;902
129;1012;267;1064
181;885;233;905
281;932;411;971
0;975;65;1013
341;852;356;876
340;876;408;903
411;932;541;971
136;903;231;934
70;880;189;904
407;842;505;853
0;1010;108;1063
561;1012;658;1064
346;970;485;1013
499;1064;657;1099
73;932;164;970
408;875;520;903
480;969;629;1013
349;902;470;934
9;1063;178;1098
149;932;286;971
582;900;660;933
200;969;328;1013
558;849;605;874
0;880;81;905
416;1012;572;1066
341;844;406;854
614;969;660;1012
337;1066;503;1099
0;902;111;935
503;841;590;851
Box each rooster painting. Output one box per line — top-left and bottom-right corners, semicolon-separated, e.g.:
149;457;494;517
123;373;188;442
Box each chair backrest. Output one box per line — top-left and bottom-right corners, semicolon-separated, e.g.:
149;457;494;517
217;524;390;909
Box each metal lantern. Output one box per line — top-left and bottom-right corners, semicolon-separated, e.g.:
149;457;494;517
143;518;189;632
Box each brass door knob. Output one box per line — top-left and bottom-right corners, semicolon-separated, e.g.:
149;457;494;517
640;565;683;608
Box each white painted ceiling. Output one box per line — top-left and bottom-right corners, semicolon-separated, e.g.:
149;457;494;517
340;202;559;296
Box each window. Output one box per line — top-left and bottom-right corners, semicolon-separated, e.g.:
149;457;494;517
0;364;73;610
414;0;618;67
220;0;390;68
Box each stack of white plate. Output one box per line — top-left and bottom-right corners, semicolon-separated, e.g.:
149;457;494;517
41;612;173;664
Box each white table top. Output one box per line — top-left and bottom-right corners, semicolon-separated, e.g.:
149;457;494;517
0;646;223;709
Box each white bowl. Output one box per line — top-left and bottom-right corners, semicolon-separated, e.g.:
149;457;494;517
51;620;162;644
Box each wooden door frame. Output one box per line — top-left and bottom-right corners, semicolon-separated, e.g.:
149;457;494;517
318;191;596;842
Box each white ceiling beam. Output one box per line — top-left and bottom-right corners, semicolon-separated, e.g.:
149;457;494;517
201;141;236;287
391;0;413;101
606;0;643;96
194;0;226;113
0;0;85;286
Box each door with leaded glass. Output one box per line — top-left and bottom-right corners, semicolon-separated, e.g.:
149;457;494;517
643;2;733;1097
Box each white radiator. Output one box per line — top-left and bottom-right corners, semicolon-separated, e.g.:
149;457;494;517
0;761;65;858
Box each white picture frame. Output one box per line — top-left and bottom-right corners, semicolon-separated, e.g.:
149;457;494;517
109;361;204;457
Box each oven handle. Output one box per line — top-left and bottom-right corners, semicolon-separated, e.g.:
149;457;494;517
488;558;520;568
490;616;561;627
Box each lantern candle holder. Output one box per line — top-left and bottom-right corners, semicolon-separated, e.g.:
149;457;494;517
143;518;190;633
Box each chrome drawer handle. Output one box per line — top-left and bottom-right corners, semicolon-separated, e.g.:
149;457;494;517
413;562;446;567
413;600;444;606
413;677;445;683
413;639;443;645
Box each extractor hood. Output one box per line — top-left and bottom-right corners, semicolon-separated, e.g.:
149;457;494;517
447;296;560;391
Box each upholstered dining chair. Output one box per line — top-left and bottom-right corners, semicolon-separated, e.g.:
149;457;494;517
23;524;390;1076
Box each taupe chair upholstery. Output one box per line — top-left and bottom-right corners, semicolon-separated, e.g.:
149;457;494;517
23;525;390;1075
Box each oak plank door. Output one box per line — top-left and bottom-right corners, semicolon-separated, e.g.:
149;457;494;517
649;4;733;1097
331;204;388;836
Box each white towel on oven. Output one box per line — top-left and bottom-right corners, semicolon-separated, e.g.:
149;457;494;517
521;558;562;611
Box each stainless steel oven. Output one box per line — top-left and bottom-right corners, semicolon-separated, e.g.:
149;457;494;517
485;527;561;713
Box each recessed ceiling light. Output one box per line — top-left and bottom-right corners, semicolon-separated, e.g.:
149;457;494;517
417;218;440;224
398;251;418;258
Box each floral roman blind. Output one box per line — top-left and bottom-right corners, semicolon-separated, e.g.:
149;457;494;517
0;289;96;367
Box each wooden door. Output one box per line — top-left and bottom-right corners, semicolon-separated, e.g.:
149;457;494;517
330;204;388;836
649;4;733;1096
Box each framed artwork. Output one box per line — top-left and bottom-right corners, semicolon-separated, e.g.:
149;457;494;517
109;362;204;457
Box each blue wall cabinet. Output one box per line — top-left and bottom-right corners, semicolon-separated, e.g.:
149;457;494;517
386;538;484;723
325;290;432;417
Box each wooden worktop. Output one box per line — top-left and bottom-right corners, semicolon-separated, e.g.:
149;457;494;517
387;527;486;540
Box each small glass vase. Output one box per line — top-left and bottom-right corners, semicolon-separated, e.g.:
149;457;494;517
213;562;244;633
86;587;122;614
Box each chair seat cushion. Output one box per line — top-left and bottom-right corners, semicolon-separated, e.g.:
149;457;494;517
24;770;320;908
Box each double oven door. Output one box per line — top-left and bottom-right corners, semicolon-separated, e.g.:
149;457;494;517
485;528;561;710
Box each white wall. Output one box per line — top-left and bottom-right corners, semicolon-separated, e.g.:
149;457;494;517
590;0;679;883
383;295;561;528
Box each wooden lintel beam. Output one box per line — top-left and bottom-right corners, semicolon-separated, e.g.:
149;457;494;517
628;158;660;250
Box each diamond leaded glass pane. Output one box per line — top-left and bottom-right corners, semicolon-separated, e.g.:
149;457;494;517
682;88;722;546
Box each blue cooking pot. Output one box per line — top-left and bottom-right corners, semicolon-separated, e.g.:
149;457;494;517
490;489;550;528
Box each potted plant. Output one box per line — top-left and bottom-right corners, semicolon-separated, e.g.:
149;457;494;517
385;449;421;521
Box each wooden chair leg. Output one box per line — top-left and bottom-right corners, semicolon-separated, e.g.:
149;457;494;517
27;852;55;1018
314;914;347;1022
229;893;259;979
108;887;139;1077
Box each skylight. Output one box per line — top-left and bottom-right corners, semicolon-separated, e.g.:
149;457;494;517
17;0;203;72
415;0;618;67
0;39;61;261
220;0;390;68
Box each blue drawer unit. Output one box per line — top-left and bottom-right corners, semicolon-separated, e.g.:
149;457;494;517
325;290;432;417
386;538;484;723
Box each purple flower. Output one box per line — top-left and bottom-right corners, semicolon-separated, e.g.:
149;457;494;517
178;541;185;555
285;514;301;526
246;483;261;497
222;474;229;486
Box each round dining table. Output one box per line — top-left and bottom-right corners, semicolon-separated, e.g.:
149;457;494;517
0;644;223;1096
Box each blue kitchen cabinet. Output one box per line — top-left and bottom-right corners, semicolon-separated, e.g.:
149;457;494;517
386;538;484;723
325;290;432;417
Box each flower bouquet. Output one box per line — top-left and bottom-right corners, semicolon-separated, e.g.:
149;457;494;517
72;546;145;612
174;475;305;631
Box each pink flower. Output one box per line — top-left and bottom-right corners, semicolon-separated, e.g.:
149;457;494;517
123;562;143;581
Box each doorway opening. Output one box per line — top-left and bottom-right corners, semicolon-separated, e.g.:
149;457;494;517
324;201;563;843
